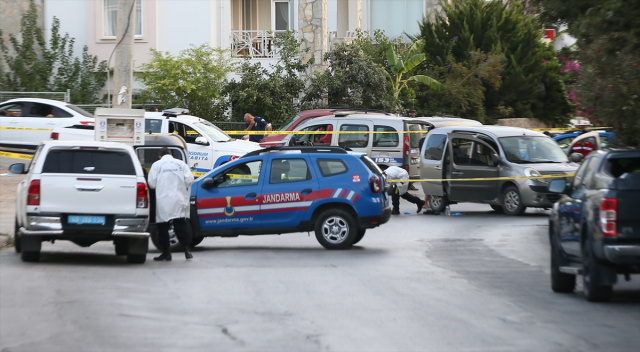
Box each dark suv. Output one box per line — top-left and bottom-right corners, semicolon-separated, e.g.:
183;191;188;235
548;149;640;301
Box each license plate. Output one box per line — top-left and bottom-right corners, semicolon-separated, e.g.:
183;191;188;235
68;215;105;225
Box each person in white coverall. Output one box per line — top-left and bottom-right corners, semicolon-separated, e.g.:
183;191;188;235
383;166;424;215
148;147;195;261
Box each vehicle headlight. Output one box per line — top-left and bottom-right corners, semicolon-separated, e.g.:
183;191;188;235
524;168;546;182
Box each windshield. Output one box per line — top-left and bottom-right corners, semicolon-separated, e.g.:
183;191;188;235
499;136;568;163
65;104;94;118
194;121;232;142
280;114;303;131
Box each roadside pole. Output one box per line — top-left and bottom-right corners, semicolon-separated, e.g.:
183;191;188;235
111;0;136;109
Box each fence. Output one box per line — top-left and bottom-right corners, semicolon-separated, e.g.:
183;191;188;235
0;90;70;103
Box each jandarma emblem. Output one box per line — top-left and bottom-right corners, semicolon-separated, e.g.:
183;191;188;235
224;196;235;217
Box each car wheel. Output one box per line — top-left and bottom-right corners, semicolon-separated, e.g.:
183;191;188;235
428;195;448;213
501;186;526;216
14;218;21;253
550;234;576;293
352;229;366;245
315;209;357;250
21;251;40;262
490;204;504;213
114;238;128;256
126;254;146;264
190;235;204;248
582;238;613;302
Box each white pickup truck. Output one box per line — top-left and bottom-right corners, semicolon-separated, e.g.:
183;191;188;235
10;141;151;263
52;109;261;176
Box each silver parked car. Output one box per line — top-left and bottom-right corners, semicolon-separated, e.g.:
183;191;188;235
420;126;579;215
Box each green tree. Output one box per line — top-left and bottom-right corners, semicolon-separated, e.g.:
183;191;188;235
224;31;312;124
301;41;388;110
418;0;573;125
532;0;640;147
0;0;107;103
384;40;443;112
138;44;234;120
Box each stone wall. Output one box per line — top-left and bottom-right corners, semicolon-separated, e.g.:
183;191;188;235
298;0;328;78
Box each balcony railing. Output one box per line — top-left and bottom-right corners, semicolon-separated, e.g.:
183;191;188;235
231;30;280;58
329;31;357;50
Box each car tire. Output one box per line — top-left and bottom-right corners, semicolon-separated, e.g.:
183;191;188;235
315;209;357;250
21;251;40;262
490;204;504;213
126;254;146;264
352;229;366;245
550;234;576;293
114;238;128;256
428;195;448;213
501;186;526;216
14;218;22;253
190;235;204;248
582;238;613;302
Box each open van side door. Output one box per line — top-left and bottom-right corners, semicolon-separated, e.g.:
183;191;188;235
446;133;500;202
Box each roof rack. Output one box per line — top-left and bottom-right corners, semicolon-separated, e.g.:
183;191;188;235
328;107;391;115
162;108;190;118
242;146;348;158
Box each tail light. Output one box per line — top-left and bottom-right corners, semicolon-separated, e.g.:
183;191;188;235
600;198;617;237
403;136;410;157
50;132;59;140
369;176;381;193
79;121;94;125
137;183;149;208
27;180;40;206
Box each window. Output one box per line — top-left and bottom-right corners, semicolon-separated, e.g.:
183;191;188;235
604;156;640;178
471;142;496;166
103;0;142;38
274;1;290;32
136;147;183;171
42;150;136;175
169;122;202;144
26;103;72;118
270;159;311;184
571;157;593;191
338;124;369;149
215;161;262;188
317;159;348;177
145;119;162;133
373;125;399;147
424;134;447;160
408;123;427;148
0;103;25;117
451;138;473;165
293;124;331;145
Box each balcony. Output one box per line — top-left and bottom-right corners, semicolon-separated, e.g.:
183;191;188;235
230;30;280;58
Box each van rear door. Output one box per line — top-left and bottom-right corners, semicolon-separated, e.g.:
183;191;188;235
446;133;499;201
420;133;447;196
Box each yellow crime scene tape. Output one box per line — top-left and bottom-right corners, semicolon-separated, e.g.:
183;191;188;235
0;127;53;131
387;173;574;183
0;151;34;160
225;126;610;135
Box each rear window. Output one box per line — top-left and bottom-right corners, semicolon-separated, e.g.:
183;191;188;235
360;155;383;176
65;104;94;118
373;125;399;147
604;156;640;178
42;150;136;175
317;159;348;177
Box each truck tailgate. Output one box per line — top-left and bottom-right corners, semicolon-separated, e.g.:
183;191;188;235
614;173;640;240
40;174;138;214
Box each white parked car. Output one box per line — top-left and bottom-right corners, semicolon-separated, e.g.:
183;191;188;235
53;108;261;176
10;140;151;263
0;98;94;148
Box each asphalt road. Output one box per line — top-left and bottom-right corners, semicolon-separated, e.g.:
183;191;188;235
1;154;639;351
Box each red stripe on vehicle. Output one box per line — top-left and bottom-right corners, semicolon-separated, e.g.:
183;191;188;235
197;196;259;208
352;194;360;203
317;189;335;199
340;189;349;198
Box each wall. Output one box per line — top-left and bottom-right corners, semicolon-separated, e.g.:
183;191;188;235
44;0;87;58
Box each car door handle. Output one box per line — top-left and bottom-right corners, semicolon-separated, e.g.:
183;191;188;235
301;188;312;195
245;192;257;200
434;166;442;170
452;172;464;175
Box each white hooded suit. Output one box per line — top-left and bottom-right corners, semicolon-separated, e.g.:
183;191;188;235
148;154;195;223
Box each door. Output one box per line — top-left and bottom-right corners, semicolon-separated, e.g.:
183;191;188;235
261;155;319;228
336;119;373;155
406;122;428;178
195;159;264;231
446;134;499;202
0;101;27;145
420;133;447;196
22;102;75;145
557;157;595;257
169;121;213;172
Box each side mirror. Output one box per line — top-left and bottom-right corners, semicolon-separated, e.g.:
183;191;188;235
9;163;26;174
195;136;209;145
201;177;215;189
491;153;501;166
570;153;583;163
548;179;567;194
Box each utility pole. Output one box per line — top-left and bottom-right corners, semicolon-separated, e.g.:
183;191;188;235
111;0;136;109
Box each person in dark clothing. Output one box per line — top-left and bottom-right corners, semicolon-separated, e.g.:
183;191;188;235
244;113;272;143
384;166;424;215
